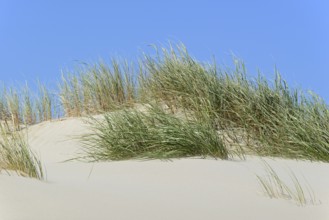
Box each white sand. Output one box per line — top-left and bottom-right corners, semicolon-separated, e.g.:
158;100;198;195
0;117;328;220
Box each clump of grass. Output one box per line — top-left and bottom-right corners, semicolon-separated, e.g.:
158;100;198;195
139;44;329;162
256;161;318;206
59;60;136;117
82;105;228;161
0;123;44;180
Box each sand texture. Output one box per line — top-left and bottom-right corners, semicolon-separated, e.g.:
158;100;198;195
0;118;328;220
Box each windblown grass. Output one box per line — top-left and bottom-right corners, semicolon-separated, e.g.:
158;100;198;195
81;105;228;161
0;123;44;180
256;161;318;206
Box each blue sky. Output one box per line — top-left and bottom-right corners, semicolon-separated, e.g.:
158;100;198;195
1;1;328;101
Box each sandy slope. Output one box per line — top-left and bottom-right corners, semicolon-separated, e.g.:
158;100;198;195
0;117;328;220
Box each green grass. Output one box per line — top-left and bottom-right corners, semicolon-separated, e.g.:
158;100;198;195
81;105;228;161
0;123;44;180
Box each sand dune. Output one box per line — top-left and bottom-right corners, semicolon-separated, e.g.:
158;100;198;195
0;118;328;220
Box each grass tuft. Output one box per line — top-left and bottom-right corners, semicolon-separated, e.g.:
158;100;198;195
81;105;228;161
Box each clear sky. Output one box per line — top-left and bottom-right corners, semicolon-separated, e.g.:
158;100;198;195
1;1;328;101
